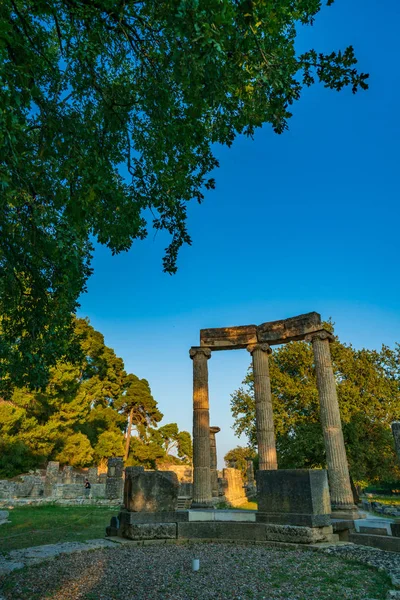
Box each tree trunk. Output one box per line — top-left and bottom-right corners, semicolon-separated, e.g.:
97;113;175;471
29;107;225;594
124;408;133;461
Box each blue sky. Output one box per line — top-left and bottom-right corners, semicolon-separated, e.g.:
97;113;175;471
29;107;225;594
78;0;400;466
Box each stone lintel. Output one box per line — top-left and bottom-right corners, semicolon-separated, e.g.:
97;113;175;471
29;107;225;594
199;313;322;351
257;312;322;345
200;325;257;350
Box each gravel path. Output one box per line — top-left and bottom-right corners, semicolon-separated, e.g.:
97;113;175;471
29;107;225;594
0;542;391;600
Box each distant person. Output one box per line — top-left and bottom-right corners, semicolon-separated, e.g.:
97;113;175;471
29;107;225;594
84;478;91;498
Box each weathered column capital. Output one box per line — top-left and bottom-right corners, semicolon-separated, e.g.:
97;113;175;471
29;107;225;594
210;426;221;435
304;330;335;344
190;346;212;360
246;342;272;355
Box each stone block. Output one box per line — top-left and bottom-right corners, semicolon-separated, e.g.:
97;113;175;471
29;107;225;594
120;522;177;540
256;512;331;527
124;470;179;512
391;523;400;537
256;469;331;527
107;457;124;478
87;467;99;483
0;481;17;499
106;478;124;500
359;526;387;536
62;466;74;484
125;466;144;477
257;312;321;345
90;483;106;498
200;325;258;350
54;484;84;499
349;532;400;552
264;524;334;544
119;510;189;525
177;522;266;541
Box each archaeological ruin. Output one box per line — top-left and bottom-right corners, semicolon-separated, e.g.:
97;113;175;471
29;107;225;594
190;311;358;518
104;312;361;547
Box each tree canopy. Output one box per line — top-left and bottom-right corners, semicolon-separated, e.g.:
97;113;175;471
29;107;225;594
230;331;400;486
224;445;255;477
0;0;368;396
0;317;191;477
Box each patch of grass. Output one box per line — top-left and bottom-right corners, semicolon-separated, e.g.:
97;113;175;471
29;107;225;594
0;505;116;552
364;495;400;506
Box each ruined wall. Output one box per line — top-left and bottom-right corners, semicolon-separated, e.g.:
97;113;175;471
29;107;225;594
221;468;247;506
0;460;115;505
159;465;193;498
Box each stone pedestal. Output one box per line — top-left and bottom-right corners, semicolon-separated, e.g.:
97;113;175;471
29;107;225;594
123;470;178;513
256;469;332;527
392;422;400;463
306;331;357;515
247;343;277;471
209;426;220;497
190;347;212;507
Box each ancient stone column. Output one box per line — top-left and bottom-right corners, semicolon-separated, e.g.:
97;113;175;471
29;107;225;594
209;426;220;497
247;343;278;471
190;347;212;506
306;330;356;514
392;423;400;463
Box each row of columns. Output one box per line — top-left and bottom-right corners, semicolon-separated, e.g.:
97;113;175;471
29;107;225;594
190;330;356;512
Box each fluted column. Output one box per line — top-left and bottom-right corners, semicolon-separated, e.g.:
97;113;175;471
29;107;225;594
190;347;212;506
209;426;220;497
306;330;356;513
392;423;400;463
247;343;278;471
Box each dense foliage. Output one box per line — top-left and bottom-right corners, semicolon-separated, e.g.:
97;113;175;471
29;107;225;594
224;445;256;477
0;0;368;396
0;318;191;477
230;332;400;486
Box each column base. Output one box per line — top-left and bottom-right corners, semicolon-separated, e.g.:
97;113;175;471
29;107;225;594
331;505;364;520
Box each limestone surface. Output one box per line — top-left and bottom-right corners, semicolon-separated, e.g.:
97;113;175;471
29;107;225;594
124;470;179;512
121;523;177;540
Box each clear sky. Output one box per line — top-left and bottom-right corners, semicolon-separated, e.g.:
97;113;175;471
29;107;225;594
78;0;400;467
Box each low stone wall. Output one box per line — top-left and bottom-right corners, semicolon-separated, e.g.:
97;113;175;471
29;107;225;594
53;483;106;499
0;475;45;499
0;458;121;504
160;465;192;483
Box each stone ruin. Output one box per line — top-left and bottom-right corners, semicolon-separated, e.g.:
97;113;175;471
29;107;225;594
105;312;361;546
190;311;358;519
0;459;124;506
107;460;338;545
